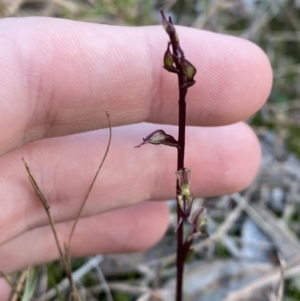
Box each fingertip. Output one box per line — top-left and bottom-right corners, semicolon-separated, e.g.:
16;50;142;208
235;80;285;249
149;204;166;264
177;29;273;125
0;19;273;152
128;201;170;251
218;122;261;194
185;122;261;197
239;39;273;115
227;123;261;191
0;278;11;301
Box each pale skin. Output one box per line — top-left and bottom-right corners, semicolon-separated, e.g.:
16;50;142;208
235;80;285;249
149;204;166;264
0;18;272;299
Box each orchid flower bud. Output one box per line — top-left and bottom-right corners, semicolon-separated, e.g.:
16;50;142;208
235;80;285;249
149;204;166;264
160;10;180;46
181;58;196;80
163;43;179;73
162;19;175;35
161;11;175;35
180;58;196;88
134;129;180;148
176;168;191;197
191;207;209;237
177;194;194;218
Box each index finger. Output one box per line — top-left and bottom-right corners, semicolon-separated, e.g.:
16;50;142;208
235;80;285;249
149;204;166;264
0;17;272;154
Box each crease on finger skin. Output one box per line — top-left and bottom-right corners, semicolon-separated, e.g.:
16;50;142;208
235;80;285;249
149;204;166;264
0;18;272;156
0;122;260;247
0;201;169;274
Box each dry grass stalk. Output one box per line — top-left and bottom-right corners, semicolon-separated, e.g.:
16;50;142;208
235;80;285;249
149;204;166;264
21;112;112;300
22;157;78;300
0;269;28;301
276;253;285;301
68;111;112;249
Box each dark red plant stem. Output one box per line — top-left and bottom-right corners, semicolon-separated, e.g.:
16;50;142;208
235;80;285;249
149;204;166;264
176;219;184;301
175;53;188;301
163;16;187;301
160;11;192;301
175;83;187;301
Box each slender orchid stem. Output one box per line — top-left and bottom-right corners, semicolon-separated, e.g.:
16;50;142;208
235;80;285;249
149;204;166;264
137;11;199;301
160;11;190;301
175;48;188;301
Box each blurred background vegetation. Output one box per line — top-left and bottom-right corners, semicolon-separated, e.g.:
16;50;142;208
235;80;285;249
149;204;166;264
1;1;300;301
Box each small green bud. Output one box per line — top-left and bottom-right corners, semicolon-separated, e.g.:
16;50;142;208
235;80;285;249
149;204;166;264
180;58;197;88
181;183;191;197
162;19;174;35
163;43;179;73
161;13;176;35
177;194;194;218
181;58;196;80
184;248;194;262
191;207;209;237
176;168;191;196
198;218;208;237
176;167;194;217
164;45;174;68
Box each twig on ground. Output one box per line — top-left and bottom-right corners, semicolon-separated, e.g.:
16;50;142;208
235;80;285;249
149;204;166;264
94;259;113;301
37;255;103;301
222;254;300;301
10;269;28;301
276;253;285;301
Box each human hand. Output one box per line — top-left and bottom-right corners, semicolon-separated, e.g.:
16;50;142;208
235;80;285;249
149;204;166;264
0;17;272;299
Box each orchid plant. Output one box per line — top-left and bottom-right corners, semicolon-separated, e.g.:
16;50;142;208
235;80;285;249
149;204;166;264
135;11;208;301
